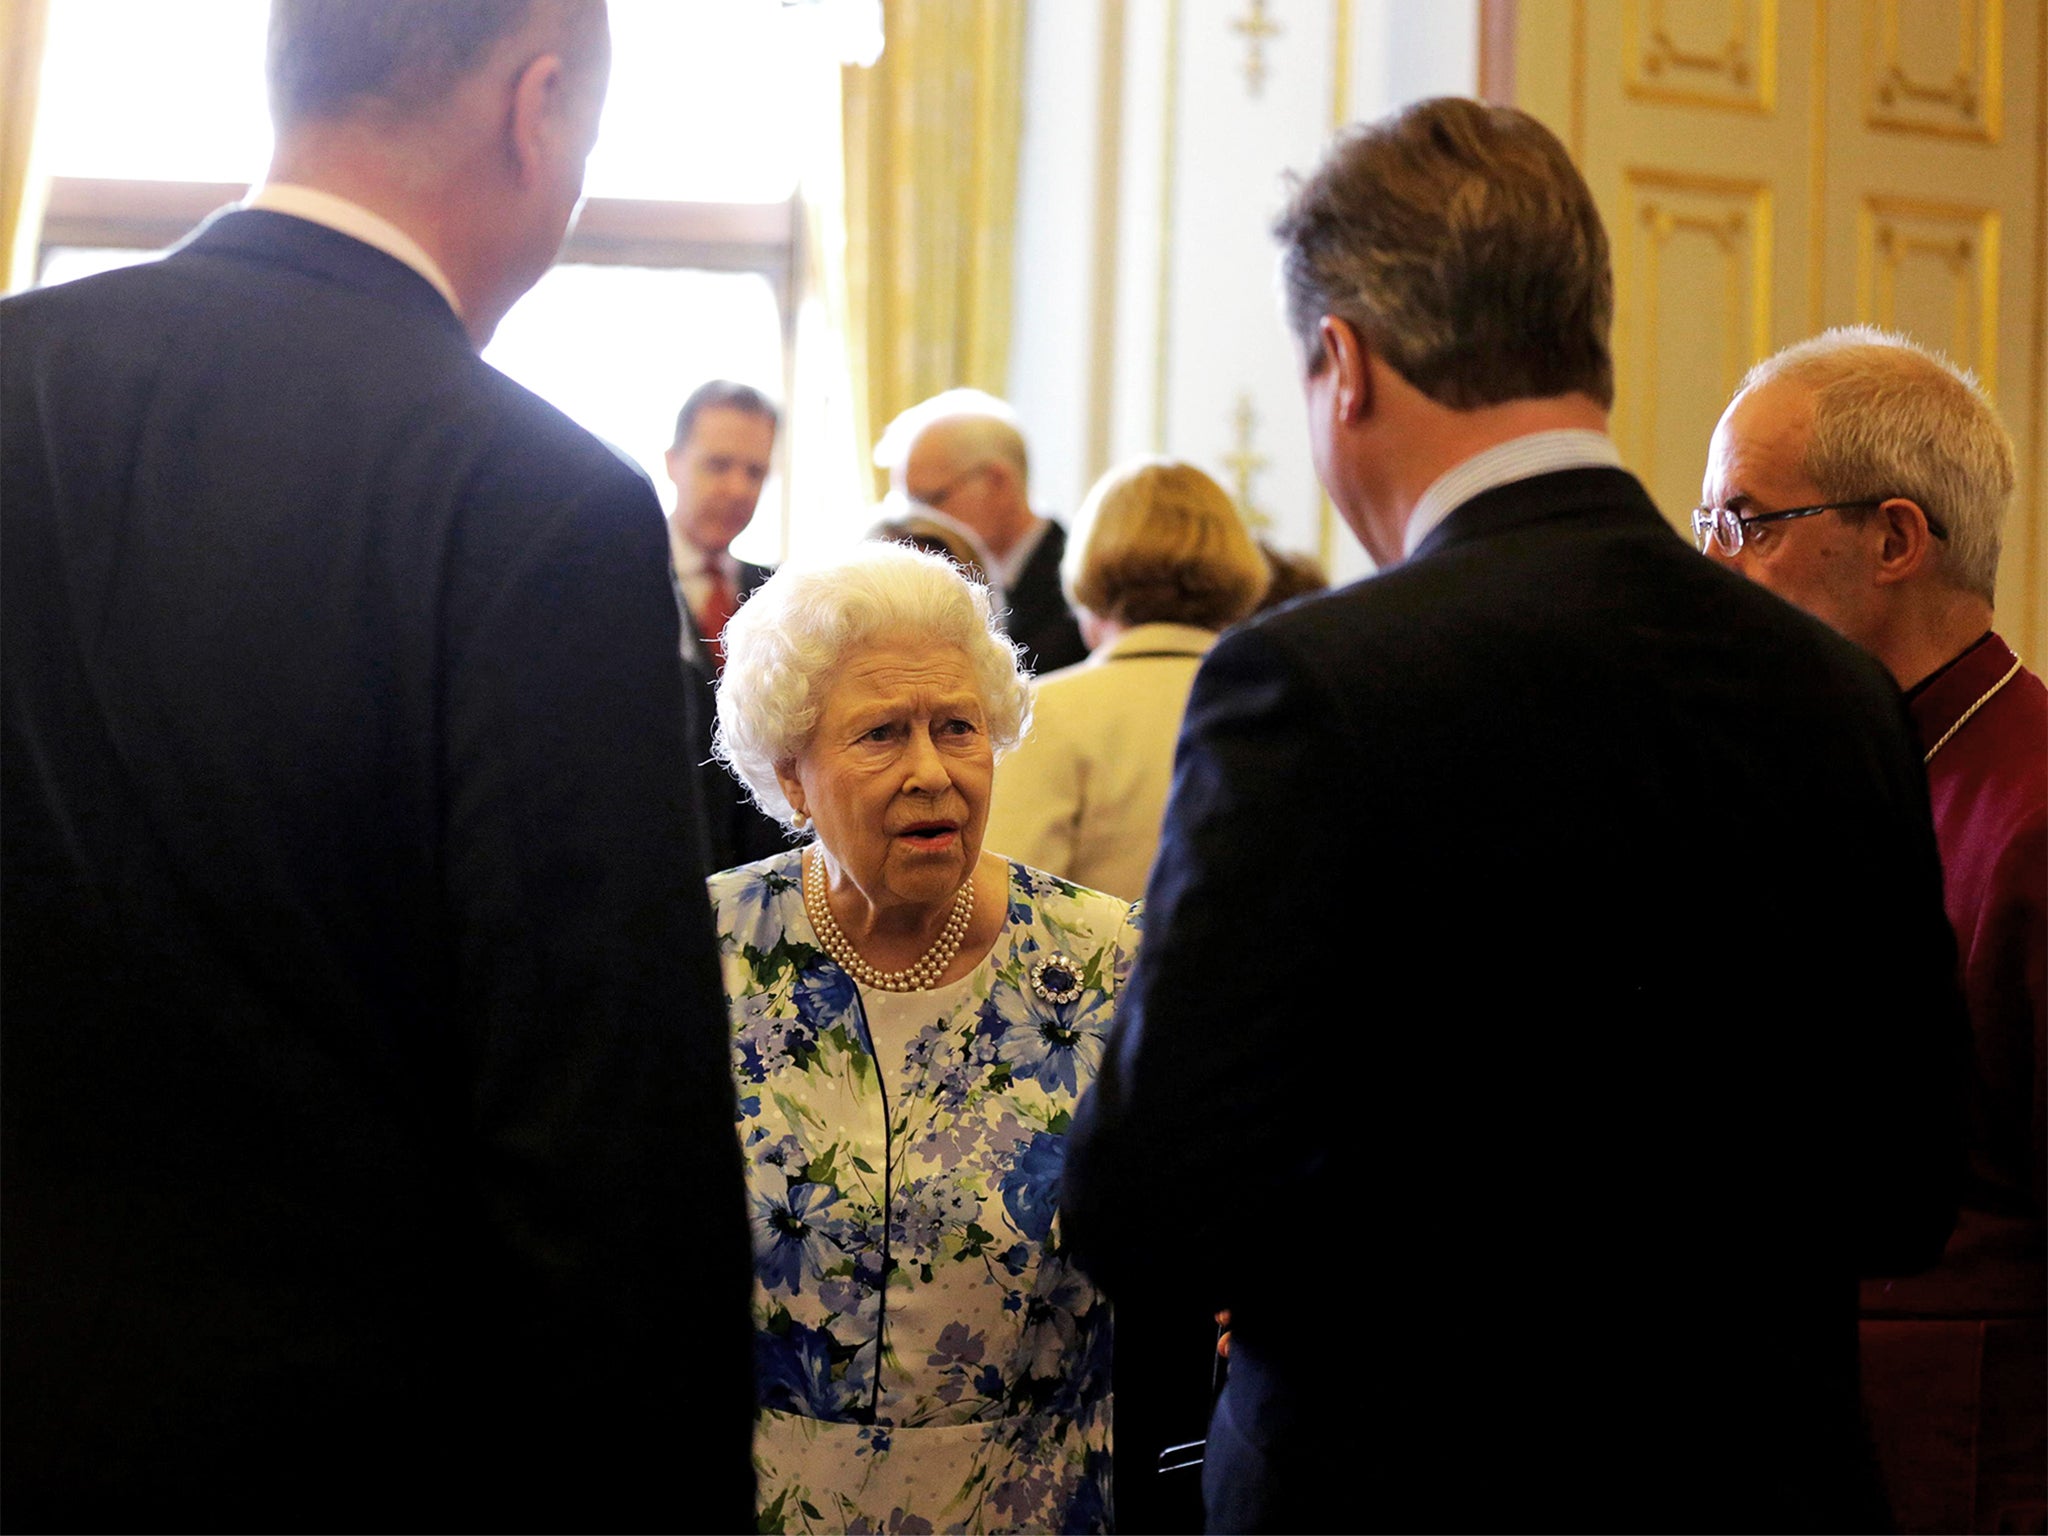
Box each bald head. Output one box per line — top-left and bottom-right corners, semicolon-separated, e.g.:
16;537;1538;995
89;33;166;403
893;400;1036;559
268;0;604;129
264;0;611;349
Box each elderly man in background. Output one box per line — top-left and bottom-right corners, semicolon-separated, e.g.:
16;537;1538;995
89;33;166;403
880;389;1090;674
1064;98;1967;1534
1701;329;2046;1534
666;378;789;871
0;1;753;1529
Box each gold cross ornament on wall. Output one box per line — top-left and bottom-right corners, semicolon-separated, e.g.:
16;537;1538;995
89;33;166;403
1222;394;1273;531
1230;0;1282;97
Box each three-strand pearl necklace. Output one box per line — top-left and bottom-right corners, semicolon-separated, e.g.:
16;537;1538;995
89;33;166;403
803;850;974;992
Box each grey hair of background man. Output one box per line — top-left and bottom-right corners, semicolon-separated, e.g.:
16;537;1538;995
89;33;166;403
267;0;602;126
712;541;1033;830
873;388;1029;486
672;380;781;451
1737;326;2015;603
1272;96;1615;410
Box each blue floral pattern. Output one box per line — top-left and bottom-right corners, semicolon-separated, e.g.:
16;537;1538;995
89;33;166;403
711;851;1140;1535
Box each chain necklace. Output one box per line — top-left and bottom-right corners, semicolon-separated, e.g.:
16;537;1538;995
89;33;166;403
1923;657;2023;764
803;849;974;992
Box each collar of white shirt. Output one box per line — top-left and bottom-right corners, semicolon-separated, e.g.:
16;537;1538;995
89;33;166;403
242;183;464;323
1403;430;1624;559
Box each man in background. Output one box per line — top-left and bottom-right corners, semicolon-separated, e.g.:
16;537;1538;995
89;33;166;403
1064;98;1966;1533
666;378;778;665
1;2;753;1529
665;379;788;870
880;389;1089;673
1702;329;2045;1533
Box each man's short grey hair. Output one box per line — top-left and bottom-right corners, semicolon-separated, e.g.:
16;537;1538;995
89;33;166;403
873;389;1028;482
267;0;598;127
714;541;1033;829
1272;96;1614;409
1738;326;2014;603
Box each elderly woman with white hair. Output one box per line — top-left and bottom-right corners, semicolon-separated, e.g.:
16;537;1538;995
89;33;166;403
710;541;1138;1534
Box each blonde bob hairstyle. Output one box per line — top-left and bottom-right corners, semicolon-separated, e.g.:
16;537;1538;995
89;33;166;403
1062;458;1269;630
713;541;1033;830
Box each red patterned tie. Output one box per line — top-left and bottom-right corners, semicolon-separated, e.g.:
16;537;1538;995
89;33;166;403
698;569;740;672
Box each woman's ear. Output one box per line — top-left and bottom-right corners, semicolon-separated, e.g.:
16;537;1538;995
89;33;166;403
774;760;808;822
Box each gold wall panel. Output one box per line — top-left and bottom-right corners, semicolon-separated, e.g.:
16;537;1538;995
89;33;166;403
1616;171;1775;520
1624;0;1779;111
1864;0;2004;140
1857;195;2003;397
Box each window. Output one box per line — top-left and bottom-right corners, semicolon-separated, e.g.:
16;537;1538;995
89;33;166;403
30;0;820;564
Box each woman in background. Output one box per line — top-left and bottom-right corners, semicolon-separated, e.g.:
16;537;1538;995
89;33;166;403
982;458;1268;902
709;542;1138;1533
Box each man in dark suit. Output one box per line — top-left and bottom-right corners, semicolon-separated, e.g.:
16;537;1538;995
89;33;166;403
665;379;779;658
1063;98;1966;1534
885;389;1090;674
1;3;753;1530
664;380;788;871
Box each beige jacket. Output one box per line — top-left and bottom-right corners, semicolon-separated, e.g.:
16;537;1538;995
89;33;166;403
983;622;1218;902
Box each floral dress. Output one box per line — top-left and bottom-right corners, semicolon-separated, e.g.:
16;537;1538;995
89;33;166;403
710;850;1141;1535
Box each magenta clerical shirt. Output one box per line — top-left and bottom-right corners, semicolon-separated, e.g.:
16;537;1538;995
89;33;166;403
1860;630;2045;1533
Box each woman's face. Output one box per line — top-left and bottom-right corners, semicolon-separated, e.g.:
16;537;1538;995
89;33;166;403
776;634;995;917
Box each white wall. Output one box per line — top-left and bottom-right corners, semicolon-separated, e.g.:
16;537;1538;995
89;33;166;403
1010;0;1479;584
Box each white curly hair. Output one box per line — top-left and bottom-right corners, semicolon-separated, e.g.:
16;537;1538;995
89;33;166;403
713;540;1034;830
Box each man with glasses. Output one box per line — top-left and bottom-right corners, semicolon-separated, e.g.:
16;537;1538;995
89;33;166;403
1701;327;2046;1534
879;389;1089;674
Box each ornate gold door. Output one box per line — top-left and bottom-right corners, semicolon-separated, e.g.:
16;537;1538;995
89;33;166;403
1501;0;2046;659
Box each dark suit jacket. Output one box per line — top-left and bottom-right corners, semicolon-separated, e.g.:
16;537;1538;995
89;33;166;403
1006;519;1089;675
679;567;789;875
1;209;755;1533
1064;468;1966;1534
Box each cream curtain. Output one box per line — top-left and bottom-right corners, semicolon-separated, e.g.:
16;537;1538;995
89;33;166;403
842;0;1026;498
1;0;51;292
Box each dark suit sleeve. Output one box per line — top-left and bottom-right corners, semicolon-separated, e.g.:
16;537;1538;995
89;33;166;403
1065;625;1342;1310
440;466;754;1530
1841;693;1972;1278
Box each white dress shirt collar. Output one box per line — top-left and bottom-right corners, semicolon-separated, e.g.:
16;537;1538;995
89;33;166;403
243;183;463;321
1404;429;1623;559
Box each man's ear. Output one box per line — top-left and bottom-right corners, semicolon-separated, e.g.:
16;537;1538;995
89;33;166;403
1872;497;1941;586
1317;316;1372;424
507;50;569;187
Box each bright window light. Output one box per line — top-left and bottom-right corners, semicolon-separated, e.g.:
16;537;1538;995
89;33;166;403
37;0;802;202
39;0;274;183
588;3;803;202
483;264;787;565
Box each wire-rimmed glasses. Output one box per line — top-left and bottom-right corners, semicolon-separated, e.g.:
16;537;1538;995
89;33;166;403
1690;498;1946;556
